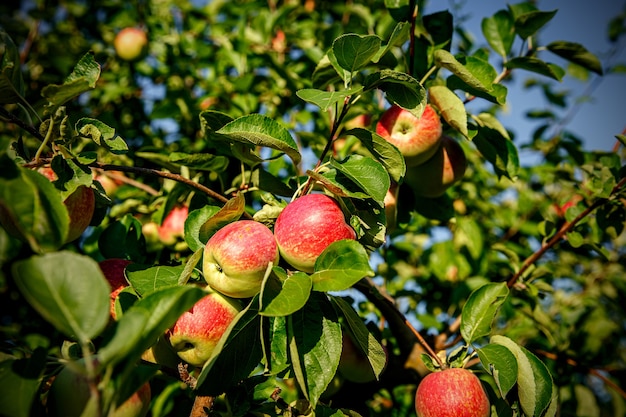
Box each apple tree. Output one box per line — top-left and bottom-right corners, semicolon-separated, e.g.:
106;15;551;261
1;1;625;416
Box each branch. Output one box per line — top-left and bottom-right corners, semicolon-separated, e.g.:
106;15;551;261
0;107;44;142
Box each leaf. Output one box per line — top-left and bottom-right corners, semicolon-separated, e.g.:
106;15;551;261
12;251;110;342
547;41;603;75
0;348;47;417
97;308;150;369
364;70;426;118
297;86;363;112
329;155;390;204
342;128;406;183
216;114;301;166
505;57;565;81
288;293;342;407
260;268;312;317
481;10;515;58
373;21;410;62
41;52;101;109
514;9;557;39
98;214;146;262
428;85;468;138
184;205;221;252
472;126;519;180
491;335;556;417
476;343;518;397
0;28;26;105
198;193;245;244
453;217;484;261
332;34;382;73
75;118;129;154
460;282;509;344
168;152;229;172
125;264;186;296
311;240;374;292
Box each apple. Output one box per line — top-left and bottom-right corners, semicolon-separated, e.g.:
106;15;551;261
414;368;490;417
273;193;357;273
158;205;188;246
203;220;279;298
376;104;443;167
114;27;148;61
384;182;399;233
404;136;467;198
141;336;181;370
337;333;387;383
47;362;151;417
165;292;242;367
99;258;132;320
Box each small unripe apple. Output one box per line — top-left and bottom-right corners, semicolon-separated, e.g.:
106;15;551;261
165;292;242;368
158;205;188;246
376;104;443;167
203;220;279;298
337;333;388;383
99;258;132;320
414;368;490;417
404;136;467;198
47;361;151;417
273;193;357;273
114;27;148;61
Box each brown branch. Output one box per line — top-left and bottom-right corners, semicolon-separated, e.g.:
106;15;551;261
189;395;214;417
0;107;44;141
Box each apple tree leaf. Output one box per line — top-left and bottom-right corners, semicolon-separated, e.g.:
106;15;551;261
476;343;518;397
472;125;519;180
97;308;150;369
332;34;382;73
75;118;129;154
168;151;229;172
12;251;110;343
429;85;468;138
547;41;603;75
505;57;565;81
198;193;245;245
460;282;509;344
268;315;290;375
328;155;390;205
296;86;363;112
260;267;312;317
288;293;342;407
125;264;186;296
184;205;221;251
98;213;146;262
513;9;557;39
0;28;26;105
342;127;406;183
41;52;101;110
48;154;93;201
373;21;410;62
481;9;515;58
0;348;47;417
364;70;426;118
311;240;374;292
491;335;556;417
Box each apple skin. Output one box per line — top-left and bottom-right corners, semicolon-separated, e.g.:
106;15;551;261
404;136;467;198
165;292;242;367
114;27;148;61
158;205;189;246
337;333;387;383
414;368;490;417
376;104;443;167
47;363;151;417
203;220;279;298
273;193;357;273
99;258;132;320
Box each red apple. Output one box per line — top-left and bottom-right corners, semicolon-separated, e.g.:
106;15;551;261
158;205;188;246
165;292;242;367
203;220;279;298
114;27;148;61
414;368;490;417
404;136;467;198
99;258;132;320
376;104;443;167
273;193;357;273
47;362;151;417
337;333;387;383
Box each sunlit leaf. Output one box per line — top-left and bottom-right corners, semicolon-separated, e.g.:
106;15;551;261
75;118;128;154
481;10;515;58
260;267;312;317
461;282;509;344
126;264;186;296
311;240;374;292
477;343;518;397
328;155;390;204
342;128;406;183
429;85;468;137
198;193;245;245
41;52;101;109
297;86;363;112
364;70;426;117
332;34;382;73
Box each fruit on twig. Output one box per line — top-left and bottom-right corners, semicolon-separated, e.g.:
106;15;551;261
404;136;467;198
414;368;490;417
337;333;387;383
99;258;132;320
376;104;443;167
165;292;242;367
47;361;151;417
114;27;148;61
158;205;188;246
203;220;279;298
273;193;356;273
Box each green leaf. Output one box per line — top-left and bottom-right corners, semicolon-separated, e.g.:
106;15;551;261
514;9;558;39
0;28;26;105
505;57;565;81
125;264;186;296
332;34;382;73
429;85;468;138
260;268;312;317
12;251;110;342
423;11;454;49
98;214;146;261
288;293;342;407
169;152;229;172
329;155;390;204
477;343;518;397
296;86;363;112
491;335;556;417
461;282;509;344
184;205;221;252
342;128;406;183
311;240;374;292
97;308;150;369
472;126;519;180
364;70;427;118
198;193;245;245
268;316;290;375
0;348;47;417
75;118;128;154
216;114;301;166
374;21;410;62
481;10;515;58
547;41;603;75
454;217;484;261
41;52;101;109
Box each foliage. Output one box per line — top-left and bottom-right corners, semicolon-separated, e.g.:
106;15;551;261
1;1;625;416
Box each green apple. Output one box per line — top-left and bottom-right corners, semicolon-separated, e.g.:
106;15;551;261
203;220;279;298
114;27;148;61
273;193;356;273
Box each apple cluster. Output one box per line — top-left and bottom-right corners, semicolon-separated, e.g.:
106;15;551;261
376;104;467;198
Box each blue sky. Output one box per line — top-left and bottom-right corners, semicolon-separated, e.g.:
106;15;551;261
428;0;626;154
